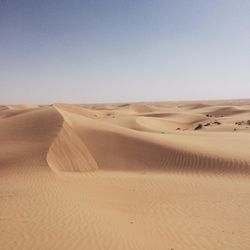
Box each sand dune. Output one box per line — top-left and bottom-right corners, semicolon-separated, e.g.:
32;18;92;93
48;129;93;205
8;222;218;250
1;101;250;249
47;121;98;172
7;104;39;110
129;103;154;113
0;106;62;169
190;105;249;117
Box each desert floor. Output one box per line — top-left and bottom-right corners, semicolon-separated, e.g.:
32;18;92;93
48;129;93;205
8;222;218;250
1;100;250;250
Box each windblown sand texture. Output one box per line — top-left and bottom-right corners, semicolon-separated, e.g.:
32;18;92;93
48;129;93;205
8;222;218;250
1;101;250;250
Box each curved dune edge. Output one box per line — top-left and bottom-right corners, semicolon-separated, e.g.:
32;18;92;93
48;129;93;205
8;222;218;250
45;103;250;175
0;106;64;170
46;120;98;173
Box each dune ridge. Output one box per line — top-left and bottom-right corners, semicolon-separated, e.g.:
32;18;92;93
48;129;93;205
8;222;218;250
44;103;250;175
47;121;98;172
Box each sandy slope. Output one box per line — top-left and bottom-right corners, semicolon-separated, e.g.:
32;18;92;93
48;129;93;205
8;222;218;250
1;101;250;250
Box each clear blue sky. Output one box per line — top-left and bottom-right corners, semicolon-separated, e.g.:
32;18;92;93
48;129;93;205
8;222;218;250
0;0;249;104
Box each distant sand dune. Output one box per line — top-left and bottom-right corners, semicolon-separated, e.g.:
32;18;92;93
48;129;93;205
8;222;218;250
129;103;154;113
7;104;39;110
191;105;249;117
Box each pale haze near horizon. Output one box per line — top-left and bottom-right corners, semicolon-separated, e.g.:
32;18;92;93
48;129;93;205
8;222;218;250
0;0;249;104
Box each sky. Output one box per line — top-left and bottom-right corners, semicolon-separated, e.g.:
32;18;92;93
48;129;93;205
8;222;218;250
0;0;249;104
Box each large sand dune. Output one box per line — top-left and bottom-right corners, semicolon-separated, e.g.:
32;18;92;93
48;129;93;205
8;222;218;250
1;101;250;249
